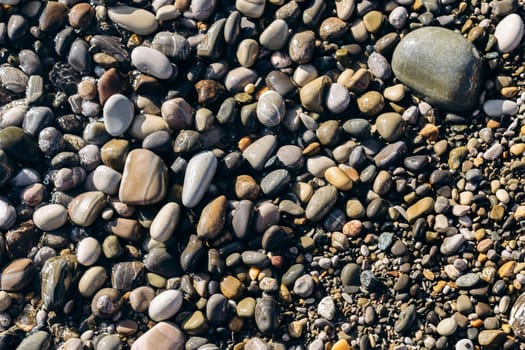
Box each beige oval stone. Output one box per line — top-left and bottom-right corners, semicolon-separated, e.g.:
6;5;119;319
150;202;181;242
119;149;167;205
383;84;406;102
131;322;185;350
128;114;170;140
33;204;68;231
108;5;158;35
324;167;353;191
78;266;107;297
68;191;106;227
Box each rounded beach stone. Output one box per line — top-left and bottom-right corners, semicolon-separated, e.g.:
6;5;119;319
391;26;482;111
257;90;285;127
76;237;101;266
119;149;167;205
103;94;134;136
33;204;68;231
494;14;524;53
131;322;185;350
148;289;183;322
182;151;218;208
131;46;173;80
150;202;181;242
108;5;158;35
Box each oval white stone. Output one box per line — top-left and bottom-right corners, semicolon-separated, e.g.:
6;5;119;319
150;202;181;242
495;13;524;53
148;290;183;322
33;204;67;231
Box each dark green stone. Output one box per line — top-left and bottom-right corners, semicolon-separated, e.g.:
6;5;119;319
0;126;40;165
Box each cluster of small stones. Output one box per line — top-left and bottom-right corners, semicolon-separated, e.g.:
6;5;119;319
1;0;525;349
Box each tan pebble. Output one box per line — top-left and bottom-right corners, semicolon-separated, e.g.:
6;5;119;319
324;166;353;191
498;261;516;278
238;136;251;151
235;175;260;200
487;119;500;128
510;143;525;155
342;220;362;237
419;123;439;140
77;80;97;100
302;142;321;155
292;182;313;203
357;91;384;115
514;206;525;219
383;84;405;102
332;339;351;350
501;86;518;98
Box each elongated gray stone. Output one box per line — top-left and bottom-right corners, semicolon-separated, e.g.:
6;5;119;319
391;26;482;111
182;151;217;208
131;46;173;79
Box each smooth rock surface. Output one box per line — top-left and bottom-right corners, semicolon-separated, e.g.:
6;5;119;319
391;26;482;111
182;151;217;208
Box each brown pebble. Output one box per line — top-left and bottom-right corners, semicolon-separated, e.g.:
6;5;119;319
69;3;95;30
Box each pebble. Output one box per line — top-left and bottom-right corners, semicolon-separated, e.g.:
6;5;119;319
259;19;288;50
148;289;183;322
119;149;167;205
33;204;68;231
108;5;158;35
78;266;107;297
236;0;265;18
293;274;314;297
437;317;457;336
325;83;350;114
131;46;173;80
243;135;277;171
483;99;518;116
257;91;285;127
197;195;227;240
317;296;336;320
494;13;524;53
182;151;217;208
76;237;101;266
254;296;279;334
131;322;185;350
150;202;180;242
103;94;134;136
68;191;106;227
392;27;482;111
0;258;34;291
305;185;338;222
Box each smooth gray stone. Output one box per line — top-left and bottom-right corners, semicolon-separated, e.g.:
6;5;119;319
68;39;91;73
242;135;277;171
231;200;253;240
305;185;338;222
391;26;482;111
182;151;217;208
131;46;173;79
16;331;50;350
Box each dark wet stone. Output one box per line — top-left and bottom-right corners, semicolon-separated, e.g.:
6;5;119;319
395;305;417;333
41;255;80;310
262;225;291;252
39;1;68;33
0;126;40;165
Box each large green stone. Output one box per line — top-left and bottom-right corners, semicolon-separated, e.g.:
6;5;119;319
0;126;40;165
391;27;482;111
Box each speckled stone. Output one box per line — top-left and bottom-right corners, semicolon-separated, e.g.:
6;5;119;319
391;27;482;111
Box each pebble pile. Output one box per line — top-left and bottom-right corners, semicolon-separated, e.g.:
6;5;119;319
1;0;525;349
